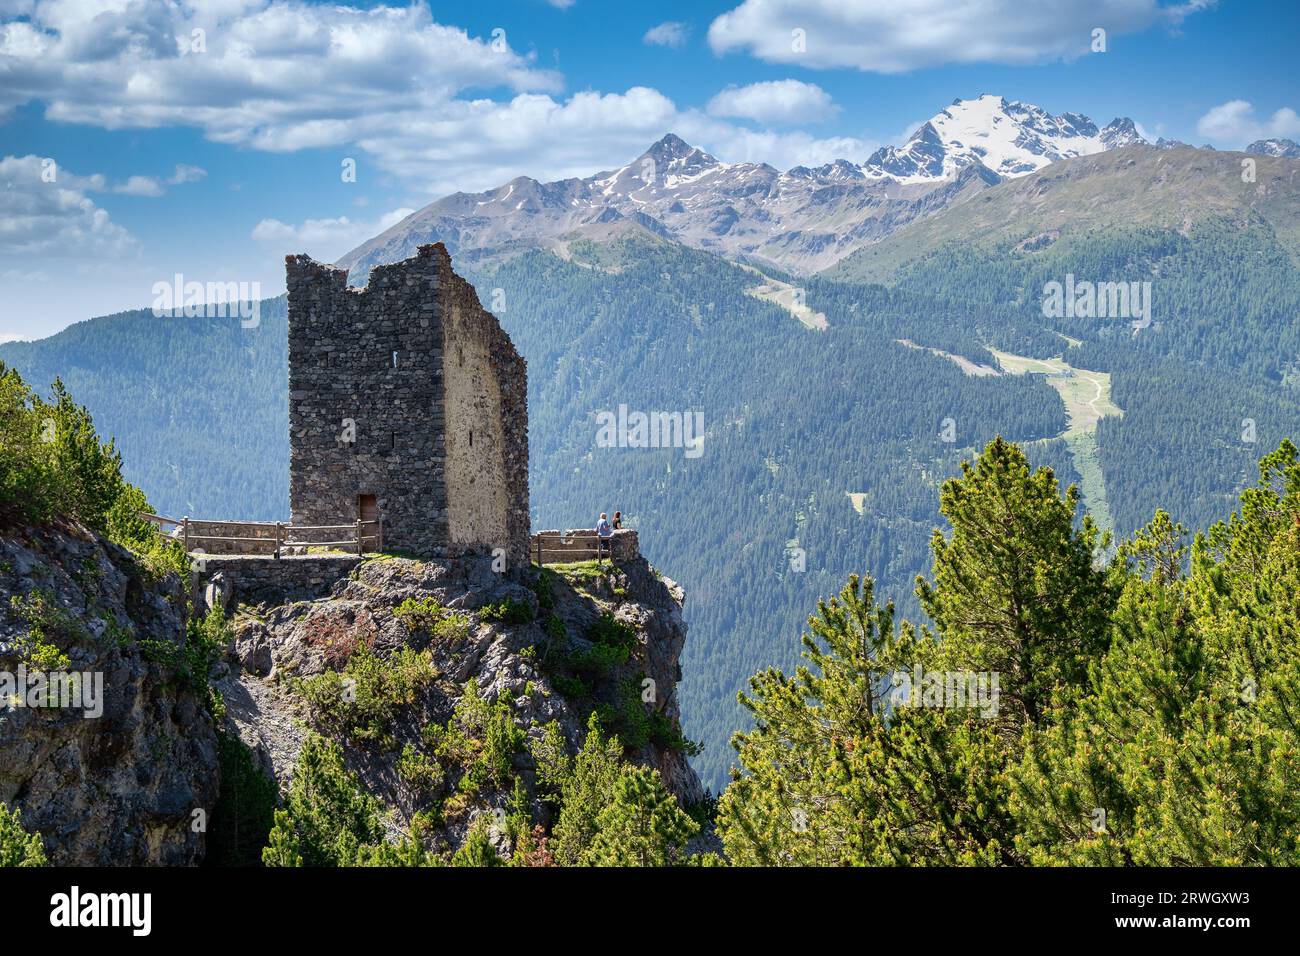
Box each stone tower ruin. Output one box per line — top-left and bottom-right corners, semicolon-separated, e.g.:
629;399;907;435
285;243;529;566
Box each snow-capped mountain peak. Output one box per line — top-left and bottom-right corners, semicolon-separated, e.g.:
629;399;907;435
643;133;717;167
1100;117;1147;149
863;121;949;182
592;133;728;196
1246;138;1300;158
337;94;1194;281
862;93;1146;182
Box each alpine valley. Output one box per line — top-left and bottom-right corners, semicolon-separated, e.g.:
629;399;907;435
4;94;1299;790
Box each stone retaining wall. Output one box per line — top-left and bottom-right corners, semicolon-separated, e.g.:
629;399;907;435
194;554;362;608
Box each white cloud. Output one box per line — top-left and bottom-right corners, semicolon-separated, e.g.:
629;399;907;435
707;79;837;124
352;87;680;194
675;116;878;169
1;1;561;148
0;2;878;198
252;207;416;261
111;164;208;196
0;154;136;257
169;164;207;185
114;175;166;197
644;21;689;48
1196;100;1300;148
345;86;877;194
707;0;1211;73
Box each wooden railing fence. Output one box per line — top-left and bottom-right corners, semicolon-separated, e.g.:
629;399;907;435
530;531;615;566
139;513;382;557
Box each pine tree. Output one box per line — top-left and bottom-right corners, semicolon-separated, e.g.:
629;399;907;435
719;438;1123;865
1009;551;1202;864
261;735;385;867
451;822;502;867
1010;449;1300;864
207;732;279;867
260;810;303;868
582;766;697;866
716;573;1011;865
917;436;1114;727
0;803;46;867
535;713;626;865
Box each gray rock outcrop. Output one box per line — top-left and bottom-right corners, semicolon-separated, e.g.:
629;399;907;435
0;522;219;865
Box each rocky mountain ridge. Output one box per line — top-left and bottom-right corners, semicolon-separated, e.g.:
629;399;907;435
217;548;706;851
338;94;1164;278
1246;137;1300;158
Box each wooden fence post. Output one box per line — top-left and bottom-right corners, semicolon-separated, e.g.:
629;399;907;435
275;522;283;560
356;519;364;555
377;517;384;554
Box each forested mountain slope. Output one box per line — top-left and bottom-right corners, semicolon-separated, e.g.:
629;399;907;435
816;147;1300;540
465;237;1075;787
826;145;1300;283
0;301;289;521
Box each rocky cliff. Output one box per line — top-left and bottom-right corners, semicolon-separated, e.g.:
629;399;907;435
0;521;219;865
215;549;706;856
1;520;705;863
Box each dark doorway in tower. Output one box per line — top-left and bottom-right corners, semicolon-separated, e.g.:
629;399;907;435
358;493;379;550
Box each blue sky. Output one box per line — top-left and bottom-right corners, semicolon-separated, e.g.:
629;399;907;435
1;0;1297;339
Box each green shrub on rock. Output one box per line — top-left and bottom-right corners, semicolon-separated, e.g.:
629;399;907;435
0;803;46;867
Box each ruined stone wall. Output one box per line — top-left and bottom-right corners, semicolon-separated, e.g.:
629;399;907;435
439;263;530;569
287;243;528;564
287;247;446;556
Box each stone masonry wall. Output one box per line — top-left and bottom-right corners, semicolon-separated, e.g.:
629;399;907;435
286;243;528;564
195;555;362;608
439;261;530;570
